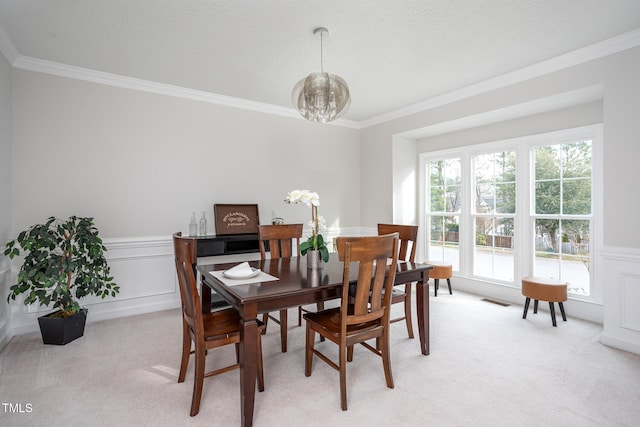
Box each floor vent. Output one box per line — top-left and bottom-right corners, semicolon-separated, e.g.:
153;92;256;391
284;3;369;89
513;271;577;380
481;298;511;307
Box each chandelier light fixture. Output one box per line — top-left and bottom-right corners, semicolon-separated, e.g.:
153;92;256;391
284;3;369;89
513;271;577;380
292;27;351;123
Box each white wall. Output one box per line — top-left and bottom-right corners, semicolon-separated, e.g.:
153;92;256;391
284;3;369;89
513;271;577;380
6;69;362;336
11;70;361;237
0;45;11;349
360;46;640;354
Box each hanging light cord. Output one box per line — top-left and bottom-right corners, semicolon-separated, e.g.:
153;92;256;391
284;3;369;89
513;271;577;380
320;30;324;73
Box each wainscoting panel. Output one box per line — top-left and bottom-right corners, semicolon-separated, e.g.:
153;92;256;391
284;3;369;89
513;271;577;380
4;227;370;340
8;235;181;336
0;267;11;351
619;274;640;331
601;246;640;355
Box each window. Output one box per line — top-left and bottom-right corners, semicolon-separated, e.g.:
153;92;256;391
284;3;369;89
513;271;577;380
473;151;516;282
426;158;461;270
420;125;600;301
532;140;592;295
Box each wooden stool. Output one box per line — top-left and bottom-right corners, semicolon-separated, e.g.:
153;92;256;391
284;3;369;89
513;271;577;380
521;276;567;327
425;261;453;297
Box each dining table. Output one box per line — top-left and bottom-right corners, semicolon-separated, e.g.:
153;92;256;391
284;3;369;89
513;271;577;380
197;256;432;427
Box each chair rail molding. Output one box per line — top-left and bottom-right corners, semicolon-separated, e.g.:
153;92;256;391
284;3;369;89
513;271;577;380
600;245;640;355
6;235;180;336
3;227;367;341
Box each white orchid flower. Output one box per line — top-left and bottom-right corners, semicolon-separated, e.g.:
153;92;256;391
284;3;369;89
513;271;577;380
309;192;320;206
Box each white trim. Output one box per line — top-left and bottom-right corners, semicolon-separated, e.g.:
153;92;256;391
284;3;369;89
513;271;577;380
3;25;639;128
418;125;603;303
11;55;361;129
361;29;640;128
600;245;640;355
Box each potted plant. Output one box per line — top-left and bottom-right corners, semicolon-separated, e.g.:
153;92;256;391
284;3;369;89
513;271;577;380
284;189;329;268
4;216;119;345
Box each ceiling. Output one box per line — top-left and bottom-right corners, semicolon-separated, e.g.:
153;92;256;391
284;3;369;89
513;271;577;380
1;1;639;125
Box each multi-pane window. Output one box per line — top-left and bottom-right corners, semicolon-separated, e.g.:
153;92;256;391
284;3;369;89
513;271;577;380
532;140;592;295
427;158;461;270
473;151;516;282
421;125;599;300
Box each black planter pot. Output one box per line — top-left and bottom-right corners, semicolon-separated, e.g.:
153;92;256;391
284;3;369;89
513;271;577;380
37;309;87;345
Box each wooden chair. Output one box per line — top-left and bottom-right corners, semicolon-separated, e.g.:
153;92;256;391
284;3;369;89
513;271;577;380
258;224;304;353
304;233;400;410
173;232;265;417
377;223;418;338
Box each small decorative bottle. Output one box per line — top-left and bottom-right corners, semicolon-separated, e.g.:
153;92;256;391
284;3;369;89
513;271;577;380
189;212;197;236
199;211;207;236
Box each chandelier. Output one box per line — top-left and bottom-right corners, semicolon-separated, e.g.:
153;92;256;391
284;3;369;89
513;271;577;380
291;27;351;123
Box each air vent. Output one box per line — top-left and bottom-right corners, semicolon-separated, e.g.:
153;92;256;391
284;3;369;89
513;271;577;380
481;298;511;307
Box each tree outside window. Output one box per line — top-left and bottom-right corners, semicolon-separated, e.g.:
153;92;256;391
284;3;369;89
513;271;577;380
533;140;592;295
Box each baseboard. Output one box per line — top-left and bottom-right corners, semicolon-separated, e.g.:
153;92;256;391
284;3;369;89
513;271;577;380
600;334;640;355
0;326;11;353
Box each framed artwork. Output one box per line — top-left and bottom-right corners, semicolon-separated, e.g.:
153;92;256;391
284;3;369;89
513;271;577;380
214;204;260;235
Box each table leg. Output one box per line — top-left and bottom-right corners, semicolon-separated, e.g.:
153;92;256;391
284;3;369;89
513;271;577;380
416;269;430;355
239;304;258;427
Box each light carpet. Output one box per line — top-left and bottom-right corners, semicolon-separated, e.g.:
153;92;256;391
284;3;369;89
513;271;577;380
1;290;639;426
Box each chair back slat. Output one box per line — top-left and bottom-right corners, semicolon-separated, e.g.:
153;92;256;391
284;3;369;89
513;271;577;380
258;224;303;260
377;223;417;262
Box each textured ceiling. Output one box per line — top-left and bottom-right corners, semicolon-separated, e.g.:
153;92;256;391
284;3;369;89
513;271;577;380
1;1;640;124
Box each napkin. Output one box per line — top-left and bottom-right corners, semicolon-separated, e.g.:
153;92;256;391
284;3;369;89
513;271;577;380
226;262;254;275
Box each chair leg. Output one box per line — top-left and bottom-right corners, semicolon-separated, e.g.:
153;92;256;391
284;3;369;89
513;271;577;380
404;283;414;338
549;302;557;327
190;347;206;416
304;323;314;377
434;279;439;297
447;278;452;294
380;327;394;390
339;343;348;411
178;322;190;383
522;297;531;319
261;313;268;334
533;300;539;313
257;334;265;392
279;309;288;352
298;306;303;326
559;302;567;321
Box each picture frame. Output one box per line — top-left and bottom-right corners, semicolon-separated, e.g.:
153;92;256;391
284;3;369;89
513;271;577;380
214;204;260;235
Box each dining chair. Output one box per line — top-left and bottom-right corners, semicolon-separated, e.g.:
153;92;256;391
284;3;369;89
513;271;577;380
173;232;265;417
258;223;304;353
304;233;400;410
377;223;418;338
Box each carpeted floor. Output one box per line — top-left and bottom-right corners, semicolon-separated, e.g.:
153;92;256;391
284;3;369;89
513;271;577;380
1;290;639;426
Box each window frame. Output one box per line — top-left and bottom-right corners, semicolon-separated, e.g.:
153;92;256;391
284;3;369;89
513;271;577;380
418;124;602;303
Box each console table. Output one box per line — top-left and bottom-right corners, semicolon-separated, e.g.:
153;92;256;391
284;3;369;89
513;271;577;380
194;233;261;257
193;233;262;309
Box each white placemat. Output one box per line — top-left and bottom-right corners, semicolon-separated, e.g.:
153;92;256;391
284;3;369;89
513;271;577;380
209;270;279;286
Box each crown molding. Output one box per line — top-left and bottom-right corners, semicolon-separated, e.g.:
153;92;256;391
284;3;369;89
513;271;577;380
6;28;640;130
360;28;640;128
11;55;361;129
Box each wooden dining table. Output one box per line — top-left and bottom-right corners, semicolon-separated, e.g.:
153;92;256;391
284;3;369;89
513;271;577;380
197;256;432;427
